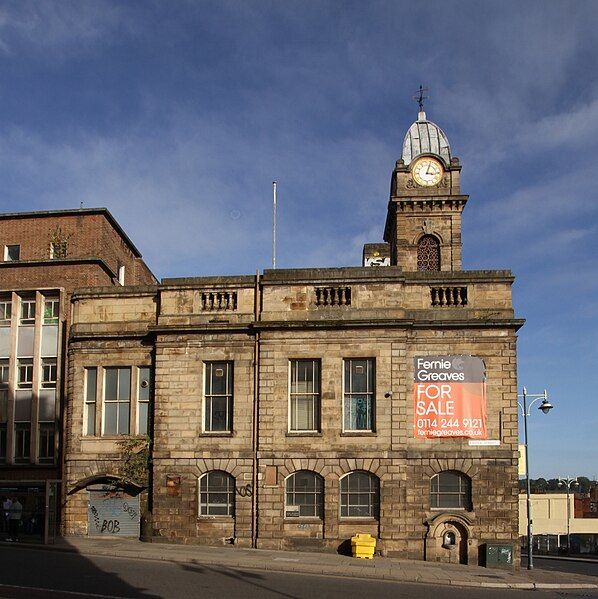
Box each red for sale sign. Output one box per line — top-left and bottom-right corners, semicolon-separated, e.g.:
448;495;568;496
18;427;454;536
413;356;487;439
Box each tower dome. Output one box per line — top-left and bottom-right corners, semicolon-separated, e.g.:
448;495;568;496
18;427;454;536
401;111;451;166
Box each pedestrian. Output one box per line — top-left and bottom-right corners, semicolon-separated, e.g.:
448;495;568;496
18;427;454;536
2;496;11;535
8;497;22;542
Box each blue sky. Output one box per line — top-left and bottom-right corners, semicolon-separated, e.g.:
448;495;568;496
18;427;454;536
0;0;596;478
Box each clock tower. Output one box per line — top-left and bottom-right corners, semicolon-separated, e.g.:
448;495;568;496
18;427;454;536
383;109;467;271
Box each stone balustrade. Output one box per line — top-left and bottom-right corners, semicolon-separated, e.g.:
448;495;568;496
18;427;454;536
314;286;351;307
430;286;468;307
201;291;238;311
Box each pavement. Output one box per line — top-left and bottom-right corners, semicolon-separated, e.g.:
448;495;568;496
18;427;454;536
4;537;598;591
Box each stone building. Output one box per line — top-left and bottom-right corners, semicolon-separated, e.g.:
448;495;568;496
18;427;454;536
0;208;155;541
64;110;523;564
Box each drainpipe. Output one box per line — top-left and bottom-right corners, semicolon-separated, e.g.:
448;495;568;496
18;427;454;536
251;270;261;548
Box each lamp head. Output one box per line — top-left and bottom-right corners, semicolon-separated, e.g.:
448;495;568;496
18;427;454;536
538;399;554;414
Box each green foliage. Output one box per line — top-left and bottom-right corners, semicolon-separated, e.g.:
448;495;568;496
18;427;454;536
49;225;71;258
519;477;597;494
117;435;150;486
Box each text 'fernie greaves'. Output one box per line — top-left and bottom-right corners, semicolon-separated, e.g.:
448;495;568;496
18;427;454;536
413;356;487;439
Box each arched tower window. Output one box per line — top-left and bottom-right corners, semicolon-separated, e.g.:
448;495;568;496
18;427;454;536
417;235;440;271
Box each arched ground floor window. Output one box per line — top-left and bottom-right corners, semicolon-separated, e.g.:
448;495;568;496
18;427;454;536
199;471;235;516
340;471;379;518
285;470;324;518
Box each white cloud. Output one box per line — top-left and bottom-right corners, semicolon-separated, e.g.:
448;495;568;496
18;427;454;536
515;97;598;154
0;101;395;278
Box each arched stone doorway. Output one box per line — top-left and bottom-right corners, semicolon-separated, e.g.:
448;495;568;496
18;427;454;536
424;513;477;565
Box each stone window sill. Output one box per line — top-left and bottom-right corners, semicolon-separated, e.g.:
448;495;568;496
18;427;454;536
340;431;377;437
285;432;322;437
197;516;234;522
84;435;145;440
339;517;379;523
283;518;323;524
199;432;234;437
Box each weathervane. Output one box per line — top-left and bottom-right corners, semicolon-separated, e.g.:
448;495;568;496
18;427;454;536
413;85;429;111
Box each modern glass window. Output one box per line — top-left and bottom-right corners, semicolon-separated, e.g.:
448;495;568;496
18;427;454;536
343;359;374;431
0;359;8;386
285;471;324;518
199;471;235;516
0;390;7;462
43;298;59;325
0;423;6;462
137;366;151;435
289;359;320;432
0;389;6;421
17;358;33;388
430;471;472;510
103;367;131;435
340;471;380;518
38;423;55;464
0;301;11;325
14;423;31;463
84;368;97;436
4;245;20;261
204;362;233;432
41;358;57;388
20;299;36;325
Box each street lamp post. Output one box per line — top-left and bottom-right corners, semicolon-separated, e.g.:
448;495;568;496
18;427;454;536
518;387;553;570
558;477;579;555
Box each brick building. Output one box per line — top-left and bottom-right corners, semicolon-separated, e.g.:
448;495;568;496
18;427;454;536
0;208;155;541
64;110;523;565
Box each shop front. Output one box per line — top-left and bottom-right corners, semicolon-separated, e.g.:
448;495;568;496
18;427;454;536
0;480;60;544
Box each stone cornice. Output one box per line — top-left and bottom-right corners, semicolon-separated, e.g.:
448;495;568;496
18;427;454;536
260;267;514;285
70;314;524;341
252;318;525;332
69;329;152;342
160;275;256;288
72;285;158;300
394;195;468;211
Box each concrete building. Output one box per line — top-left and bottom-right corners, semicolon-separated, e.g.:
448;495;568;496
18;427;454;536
519;494;598;555
0;208;155;541
63;110;523;566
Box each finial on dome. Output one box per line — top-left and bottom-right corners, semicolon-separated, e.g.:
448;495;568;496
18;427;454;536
413;84;429;114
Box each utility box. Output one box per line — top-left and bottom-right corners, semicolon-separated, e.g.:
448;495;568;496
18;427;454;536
484;543;514;568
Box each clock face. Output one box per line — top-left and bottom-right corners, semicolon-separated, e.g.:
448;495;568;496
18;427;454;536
412;157;444;187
